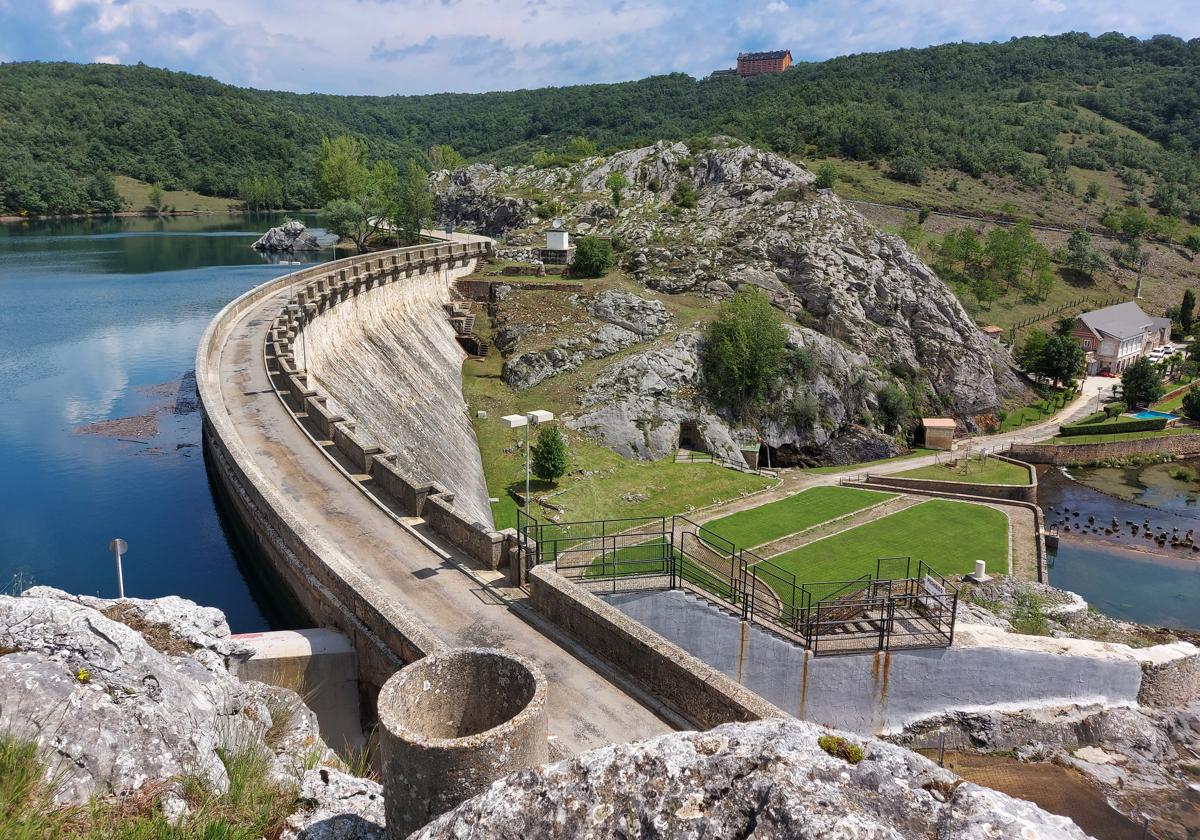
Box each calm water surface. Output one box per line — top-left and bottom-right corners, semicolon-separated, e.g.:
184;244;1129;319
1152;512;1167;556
0;214;332;630
1038;465;1199;630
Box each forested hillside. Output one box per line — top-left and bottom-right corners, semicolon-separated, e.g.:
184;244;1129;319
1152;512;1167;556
2;31;1198;217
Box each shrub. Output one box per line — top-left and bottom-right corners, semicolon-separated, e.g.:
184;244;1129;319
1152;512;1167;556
1121;357;1164;407
1103;401;1126;418
671;181;698;209
1009;592;1049;636
818;734;865;764
1182;387;1200;422
888;155;927;185
702;286;789;412
531;426;568;484
814;163;837;189
570;235;614;277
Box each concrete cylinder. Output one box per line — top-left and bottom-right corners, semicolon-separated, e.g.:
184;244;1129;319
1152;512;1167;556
378;647;548;838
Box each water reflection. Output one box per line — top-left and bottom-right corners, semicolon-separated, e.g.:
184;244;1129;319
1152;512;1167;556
0;213;329;630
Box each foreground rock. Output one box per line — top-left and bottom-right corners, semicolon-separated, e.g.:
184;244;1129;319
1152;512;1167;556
414;718;1090;839
253;219;322;252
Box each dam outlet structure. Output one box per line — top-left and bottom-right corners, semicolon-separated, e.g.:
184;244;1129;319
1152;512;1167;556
378;647;549;837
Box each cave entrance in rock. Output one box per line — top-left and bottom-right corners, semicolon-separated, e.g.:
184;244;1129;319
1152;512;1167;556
677;421;705;453
762;443;803;468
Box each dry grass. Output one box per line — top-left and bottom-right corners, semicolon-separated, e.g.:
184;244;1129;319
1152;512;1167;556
100;604;198;657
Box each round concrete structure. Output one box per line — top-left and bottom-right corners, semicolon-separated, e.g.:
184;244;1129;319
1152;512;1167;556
378;647;548;837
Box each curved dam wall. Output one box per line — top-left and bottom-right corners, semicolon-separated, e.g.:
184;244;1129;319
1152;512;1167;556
300;263;493;527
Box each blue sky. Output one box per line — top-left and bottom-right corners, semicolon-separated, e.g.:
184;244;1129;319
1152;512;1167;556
1;0;1197;96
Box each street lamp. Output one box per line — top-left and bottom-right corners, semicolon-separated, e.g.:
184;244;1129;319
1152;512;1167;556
501;410;555;517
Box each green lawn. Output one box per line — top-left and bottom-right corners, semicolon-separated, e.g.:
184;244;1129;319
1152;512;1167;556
765;499;1009;586
800;448;937;475
1038;427;1200;445
896;456;1032;486
703;486;896;549
999;388;1072;432
1152;386;1195;414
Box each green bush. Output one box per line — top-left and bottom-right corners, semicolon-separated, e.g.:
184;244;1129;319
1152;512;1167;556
531;426;569;484
1182;387;1200;422
1059;417;1168;436
1103;401;1127;418
671;181;698;209
570;235;614;277
702;286;788;412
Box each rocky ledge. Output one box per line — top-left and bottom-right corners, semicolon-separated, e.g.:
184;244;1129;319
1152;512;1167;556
0;587;383;839
253;219;322;252
415;718;1090;839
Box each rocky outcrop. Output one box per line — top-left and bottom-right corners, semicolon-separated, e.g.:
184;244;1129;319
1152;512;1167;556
0;588;334;806
438;140;1028;466
253;219;322;252
501;291;670;390
895;701;1200;840
434;165;534;235
414;718;1091;839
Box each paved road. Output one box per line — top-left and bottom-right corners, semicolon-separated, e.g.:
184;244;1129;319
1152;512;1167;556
214;281;673;755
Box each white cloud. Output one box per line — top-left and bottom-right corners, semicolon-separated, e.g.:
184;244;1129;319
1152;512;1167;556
3;0;1199;94
93;54;120;63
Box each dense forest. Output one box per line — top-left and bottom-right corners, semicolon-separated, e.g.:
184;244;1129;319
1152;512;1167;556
1;31;1199;215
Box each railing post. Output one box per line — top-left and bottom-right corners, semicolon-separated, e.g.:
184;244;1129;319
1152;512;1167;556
739;557;749;621
879;599;891;652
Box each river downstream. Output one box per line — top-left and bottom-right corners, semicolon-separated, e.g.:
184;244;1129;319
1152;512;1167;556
1038;464;1200;630
0;214;331;630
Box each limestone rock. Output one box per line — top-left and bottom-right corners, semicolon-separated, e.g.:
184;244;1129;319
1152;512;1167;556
253;219;322;252
412;718;1091;839
0;590;322;804
284;767;387;840
500;291;670;390
435;166;533;235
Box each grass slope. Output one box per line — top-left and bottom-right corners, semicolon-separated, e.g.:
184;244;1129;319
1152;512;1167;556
114;176;240;213
897;456;1032;486
704;486;896;549
766;499;1008;584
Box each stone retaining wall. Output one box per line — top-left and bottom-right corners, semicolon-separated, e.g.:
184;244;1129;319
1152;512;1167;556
1009;433;1200;465
863;457;1036;504
528;565;785;729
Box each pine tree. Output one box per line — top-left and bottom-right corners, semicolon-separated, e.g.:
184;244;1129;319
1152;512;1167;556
531;426;568;484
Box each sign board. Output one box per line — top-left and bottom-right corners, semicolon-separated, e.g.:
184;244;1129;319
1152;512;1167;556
920;575;948;611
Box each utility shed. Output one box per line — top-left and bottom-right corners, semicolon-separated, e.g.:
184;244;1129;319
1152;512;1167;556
921;418;956;450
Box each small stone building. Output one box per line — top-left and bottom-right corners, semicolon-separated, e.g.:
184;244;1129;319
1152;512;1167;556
921;418;956;450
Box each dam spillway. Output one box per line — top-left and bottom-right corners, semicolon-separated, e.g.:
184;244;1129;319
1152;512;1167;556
300;262;493;527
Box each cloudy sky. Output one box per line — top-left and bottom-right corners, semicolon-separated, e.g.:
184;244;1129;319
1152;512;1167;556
1;0;1197;96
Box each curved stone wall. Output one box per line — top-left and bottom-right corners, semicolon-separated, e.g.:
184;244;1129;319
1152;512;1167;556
301;263;493;527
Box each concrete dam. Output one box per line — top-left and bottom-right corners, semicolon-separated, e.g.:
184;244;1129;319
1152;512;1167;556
197;235;1200;834
300;260;493;527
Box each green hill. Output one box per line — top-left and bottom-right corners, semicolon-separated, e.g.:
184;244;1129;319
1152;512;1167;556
2;32;1199;218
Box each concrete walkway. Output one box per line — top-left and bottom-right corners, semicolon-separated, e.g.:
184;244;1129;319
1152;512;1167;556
214;285;672;756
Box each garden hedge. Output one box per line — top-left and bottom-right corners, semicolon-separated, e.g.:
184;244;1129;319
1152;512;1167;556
1058;416;1168;437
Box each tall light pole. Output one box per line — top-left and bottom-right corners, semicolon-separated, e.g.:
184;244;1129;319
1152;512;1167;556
501;410;554;517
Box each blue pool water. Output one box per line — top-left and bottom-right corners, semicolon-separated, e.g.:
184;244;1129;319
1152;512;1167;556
1131;409;1178;420
0;214;332;630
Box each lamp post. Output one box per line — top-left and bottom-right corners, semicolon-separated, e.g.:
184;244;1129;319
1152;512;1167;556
108;538;127;599
501;410;555;517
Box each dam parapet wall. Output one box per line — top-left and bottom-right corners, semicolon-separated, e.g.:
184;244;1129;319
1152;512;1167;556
197;240;493;695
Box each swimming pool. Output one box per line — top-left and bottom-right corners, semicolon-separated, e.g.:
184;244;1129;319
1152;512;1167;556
1130;409;1178;421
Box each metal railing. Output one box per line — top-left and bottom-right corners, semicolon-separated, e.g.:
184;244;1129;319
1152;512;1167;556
521;511;960;656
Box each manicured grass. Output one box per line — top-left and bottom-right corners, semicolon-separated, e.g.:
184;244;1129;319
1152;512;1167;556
999;388;1073;432
765;499;1009;585
896;455;1032;486
1039;427;1200;445
703;486;896;549
800;448;937;475
1153;386;1195;414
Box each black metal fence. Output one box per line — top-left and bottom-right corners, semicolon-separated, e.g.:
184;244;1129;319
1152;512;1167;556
519;511;958;656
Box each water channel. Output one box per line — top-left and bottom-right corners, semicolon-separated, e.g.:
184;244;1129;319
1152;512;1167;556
0;213;332;630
